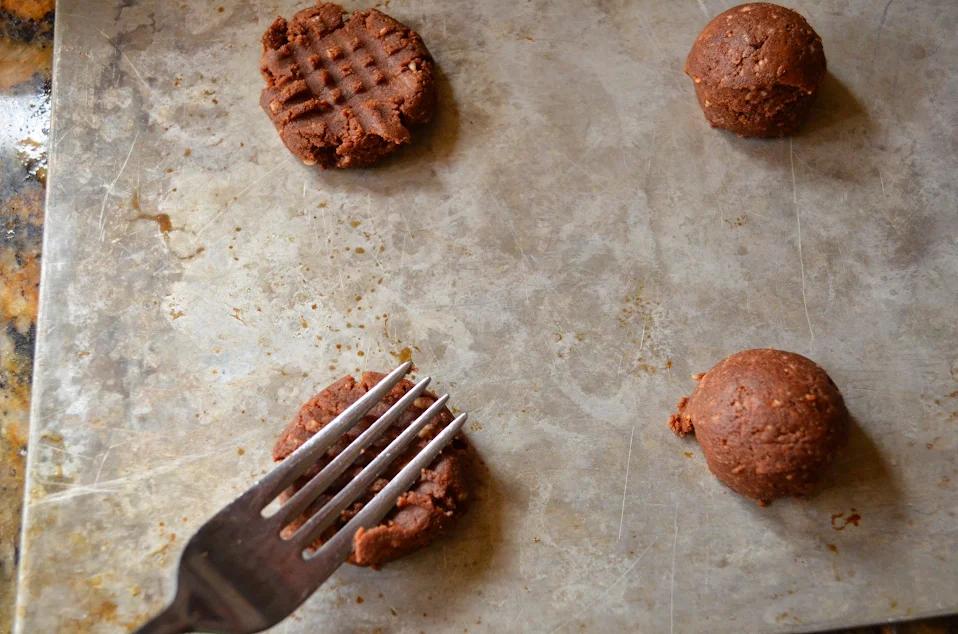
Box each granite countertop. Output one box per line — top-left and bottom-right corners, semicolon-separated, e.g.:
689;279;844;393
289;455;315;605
0;2;954;633
0;2;52;632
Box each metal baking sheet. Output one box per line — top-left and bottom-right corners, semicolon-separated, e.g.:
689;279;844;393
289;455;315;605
16;0;958;632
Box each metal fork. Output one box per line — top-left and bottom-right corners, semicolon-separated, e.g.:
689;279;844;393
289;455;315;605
135;362;467;634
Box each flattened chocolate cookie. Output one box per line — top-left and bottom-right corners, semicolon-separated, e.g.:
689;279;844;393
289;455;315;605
273;372;469;567
260;2;435;168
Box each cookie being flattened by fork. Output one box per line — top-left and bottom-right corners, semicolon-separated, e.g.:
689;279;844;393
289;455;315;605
260;2;435;169
273;372;469;567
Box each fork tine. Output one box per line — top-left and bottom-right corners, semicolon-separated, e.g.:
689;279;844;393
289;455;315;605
268;376;433;530
289;394;451;551
307;412;468;568
239;362;413;511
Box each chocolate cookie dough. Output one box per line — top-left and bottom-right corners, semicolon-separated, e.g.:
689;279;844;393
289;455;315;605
669;349;848;505
685;3;826;137
273;372;468;567
260;2;435;168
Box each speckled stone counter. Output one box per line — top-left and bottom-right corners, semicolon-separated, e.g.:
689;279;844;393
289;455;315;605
0;1;52;631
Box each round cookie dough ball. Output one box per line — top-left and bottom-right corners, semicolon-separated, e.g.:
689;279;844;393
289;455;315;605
685;3;826;137
669;349;848;504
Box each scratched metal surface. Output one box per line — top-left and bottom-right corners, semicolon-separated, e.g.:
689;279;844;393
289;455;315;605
14;0;958;632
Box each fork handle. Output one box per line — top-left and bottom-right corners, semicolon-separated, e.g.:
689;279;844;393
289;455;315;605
134;602;193;634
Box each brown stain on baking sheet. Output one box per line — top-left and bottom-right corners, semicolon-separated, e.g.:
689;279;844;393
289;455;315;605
133;188;173;233
129;190;204;260
389;346;421;371
57;574;150;633
136;213;174;234
619;289;673;377
65;596;119;631
831;509;862;530
775;612;801;624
